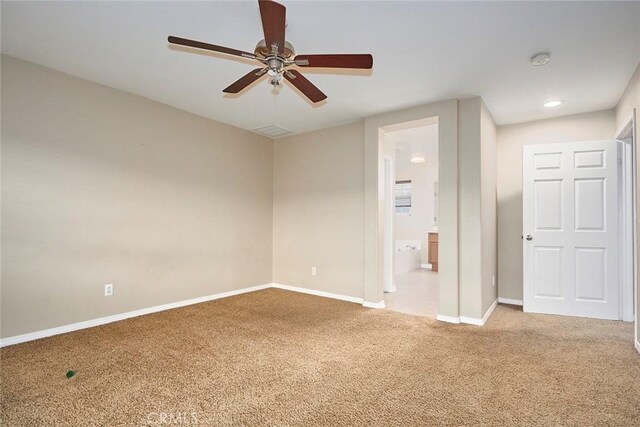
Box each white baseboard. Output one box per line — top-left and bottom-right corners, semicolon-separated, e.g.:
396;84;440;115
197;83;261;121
0;283;272;348
483;299;498;323
1;282;374;347
271;283;364;304
272;283;385;309
459;317;482;325
498;297;523;306
420;263;432;270
437;299;498;327
636;340;640;355
436;314;461;324
460;299;498;326
363;300;386;309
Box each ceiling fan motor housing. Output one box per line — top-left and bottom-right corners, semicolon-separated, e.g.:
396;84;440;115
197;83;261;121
254;39;296;60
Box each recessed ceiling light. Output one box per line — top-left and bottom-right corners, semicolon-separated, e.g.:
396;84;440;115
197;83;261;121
410;156;426;163
543;100;563;108
530;52;551;66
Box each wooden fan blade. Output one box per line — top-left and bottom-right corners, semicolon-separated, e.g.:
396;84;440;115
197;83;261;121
295;54;373;69
168;36;256;59
223;68;266;94
284;70;327;103
258;0;286;54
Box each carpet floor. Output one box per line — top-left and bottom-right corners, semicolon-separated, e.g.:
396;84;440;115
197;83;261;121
1;288;639;426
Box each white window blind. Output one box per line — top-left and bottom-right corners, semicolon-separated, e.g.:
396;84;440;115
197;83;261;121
395;180;412;214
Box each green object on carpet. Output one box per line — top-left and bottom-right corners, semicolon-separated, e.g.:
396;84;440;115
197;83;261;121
65;370;75;379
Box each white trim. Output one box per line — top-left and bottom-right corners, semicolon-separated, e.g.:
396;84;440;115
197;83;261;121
636;340;640;355
615;111;636;140
436;314;461;324
383;156;396;293
459;317;483;326
618;138;635;321
481;299;498;324
363;300;386;309
420;263;432;270
271;283;364;304
498;297;524;306
460;299;498;326
0;283;272;348
615;109;637;339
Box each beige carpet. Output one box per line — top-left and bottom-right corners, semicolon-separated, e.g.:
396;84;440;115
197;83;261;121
1;288;639;426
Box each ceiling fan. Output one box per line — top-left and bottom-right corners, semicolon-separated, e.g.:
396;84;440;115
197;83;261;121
168;0;373;103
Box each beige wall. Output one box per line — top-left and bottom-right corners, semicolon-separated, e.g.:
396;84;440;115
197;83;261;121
615;64;640;130
480;100;498;315
614;63;640;346
458;98;483;319
496;110;616;302
1;56;274;338
458;97;498;320
272;123;365;299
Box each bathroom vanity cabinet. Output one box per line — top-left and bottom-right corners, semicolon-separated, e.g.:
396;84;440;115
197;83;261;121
427;232;438;272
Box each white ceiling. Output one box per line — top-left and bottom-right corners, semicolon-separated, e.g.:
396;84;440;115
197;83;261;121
2;1;639;136
386;124;438;167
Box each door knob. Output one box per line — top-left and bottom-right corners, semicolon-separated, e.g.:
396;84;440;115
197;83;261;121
525;235;533;241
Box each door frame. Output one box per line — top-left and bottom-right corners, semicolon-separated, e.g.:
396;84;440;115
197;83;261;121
364;100;458;317
383;155;397;293
615;110;637;329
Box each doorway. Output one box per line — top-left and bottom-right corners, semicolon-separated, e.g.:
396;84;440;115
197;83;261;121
381;119;440;317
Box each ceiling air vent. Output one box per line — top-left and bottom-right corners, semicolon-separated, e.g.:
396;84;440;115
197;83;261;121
253;125;292;138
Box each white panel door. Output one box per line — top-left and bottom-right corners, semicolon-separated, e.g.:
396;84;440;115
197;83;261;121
523;141;619;320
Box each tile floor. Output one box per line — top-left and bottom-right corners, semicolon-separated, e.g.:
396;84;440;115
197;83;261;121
384;268;439;318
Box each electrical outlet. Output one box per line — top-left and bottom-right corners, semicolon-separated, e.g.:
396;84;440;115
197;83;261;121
311;267;317;276
104;284;113;296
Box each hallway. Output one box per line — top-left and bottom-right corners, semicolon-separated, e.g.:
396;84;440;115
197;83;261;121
384;269;439;318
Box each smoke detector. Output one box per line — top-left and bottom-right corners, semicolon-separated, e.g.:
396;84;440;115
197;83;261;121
530;52;551;66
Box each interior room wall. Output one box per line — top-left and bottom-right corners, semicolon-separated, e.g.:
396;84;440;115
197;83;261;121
2;56;510;335
480;100;498;316
1;55;274;338
458;98;483;319
615;64;640;130
496;109;616;302
614;63;640;347
272;122;365;299
457;97;497;320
